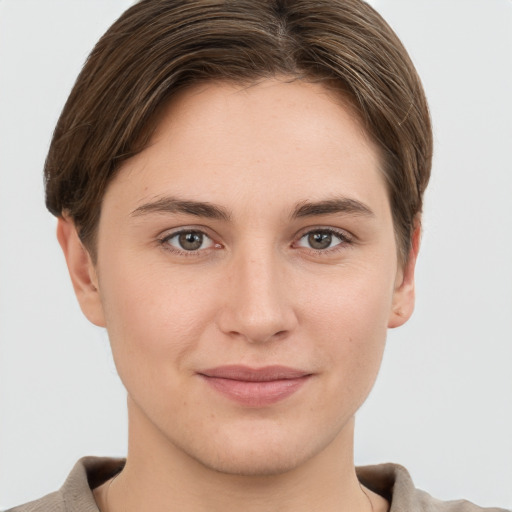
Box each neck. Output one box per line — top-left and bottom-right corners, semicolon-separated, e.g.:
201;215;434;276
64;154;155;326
106;397;377;512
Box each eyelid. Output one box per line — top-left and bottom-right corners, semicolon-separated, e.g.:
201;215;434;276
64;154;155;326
292;226;355;252
158;224;217;239
155;224;354;257
158;226;222;255
294;225;354;241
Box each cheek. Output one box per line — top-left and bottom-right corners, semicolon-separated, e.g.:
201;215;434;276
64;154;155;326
302;259;395;338
301;264;395;387
97;256;220;386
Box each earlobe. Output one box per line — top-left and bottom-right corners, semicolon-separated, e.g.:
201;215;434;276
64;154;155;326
56;217;106;327
388;221;421;329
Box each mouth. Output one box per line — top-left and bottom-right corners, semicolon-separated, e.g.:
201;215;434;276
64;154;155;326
198;365;312;407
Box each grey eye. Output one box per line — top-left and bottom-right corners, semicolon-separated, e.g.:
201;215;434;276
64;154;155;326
307;232;333;250
165;230;214;251
297;230;345;250
179;232;204;250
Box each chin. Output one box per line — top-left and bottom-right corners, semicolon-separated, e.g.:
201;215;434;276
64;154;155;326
193;443;311;477
172;420;342;478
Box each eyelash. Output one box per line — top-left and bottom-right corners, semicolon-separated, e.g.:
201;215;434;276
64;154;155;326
157;227;353;256
294;227;353;254
158;228;220;257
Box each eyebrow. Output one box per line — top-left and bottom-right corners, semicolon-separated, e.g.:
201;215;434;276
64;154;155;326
130;196;373;222
291;198;374;219
130;197;231;221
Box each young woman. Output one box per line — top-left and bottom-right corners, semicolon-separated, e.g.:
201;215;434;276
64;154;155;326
5;1;509;511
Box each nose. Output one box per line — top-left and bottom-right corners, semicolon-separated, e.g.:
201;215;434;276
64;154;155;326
216;247;298;344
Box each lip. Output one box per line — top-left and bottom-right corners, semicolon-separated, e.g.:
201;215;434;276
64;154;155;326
198;365;312;407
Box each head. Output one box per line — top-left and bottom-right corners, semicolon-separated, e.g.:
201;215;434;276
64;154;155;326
51;0;432;477
45;0;431;265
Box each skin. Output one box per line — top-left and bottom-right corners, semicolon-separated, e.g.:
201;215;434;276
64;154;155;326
58;78;419;512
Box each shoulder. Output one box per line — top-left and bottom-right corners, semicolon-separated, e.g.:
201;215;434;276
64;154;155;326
5;491;65;512
356;463;510;512
5;457;125;512
413;490;510;512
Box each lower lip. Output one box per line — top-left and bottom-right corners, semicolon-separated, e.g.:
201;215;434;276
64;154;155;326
200;375;310;407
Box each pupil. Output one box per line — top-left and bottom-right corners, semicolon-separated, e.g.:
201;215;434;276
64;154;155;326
309;232;331;250
179;232;203;250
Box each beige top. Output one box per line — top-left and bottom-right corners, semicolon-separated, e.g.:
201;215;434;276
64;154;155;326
6;457;510;512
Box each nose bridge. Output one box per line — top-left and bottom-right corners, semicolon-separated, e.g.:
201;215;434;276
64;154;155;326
218;240;297;343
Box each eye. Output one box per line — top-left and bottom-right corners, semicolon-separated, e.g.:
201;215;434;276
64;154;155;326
296;229;350;251
162;230;216;252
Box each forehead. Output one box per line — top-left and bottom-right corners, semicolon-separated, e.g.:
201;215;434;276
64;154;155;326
103;79;389;219
152;78;375;169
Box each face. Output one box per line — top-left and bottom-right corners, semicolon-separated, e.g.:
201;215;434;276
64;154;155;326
60;79;416;476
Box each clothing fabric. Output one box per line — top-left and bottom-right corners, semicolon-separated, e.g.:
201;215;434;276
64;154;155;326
6;457;510;512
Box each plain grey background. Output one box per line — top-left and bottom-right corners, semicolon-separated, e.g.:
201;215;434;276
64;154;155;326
0;0;511;509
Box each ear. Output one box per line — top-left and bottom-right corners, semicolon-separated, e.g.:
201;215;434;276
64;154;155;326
388;220;421;329
56;216;106;327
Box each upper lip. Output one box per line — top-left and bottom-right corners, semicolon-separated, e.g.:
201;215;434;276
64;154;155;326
199;365;311;382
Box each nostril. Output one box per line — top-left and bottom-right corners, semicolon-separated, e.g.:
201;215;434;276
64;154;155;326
226;329;288;342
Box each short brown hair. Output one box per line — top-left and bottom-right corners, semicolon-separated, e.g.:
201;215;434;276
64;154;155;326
45;0;432;263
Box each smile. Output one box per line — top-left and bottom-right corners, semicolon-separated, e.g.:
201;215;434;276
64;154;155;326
198;365;312;407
